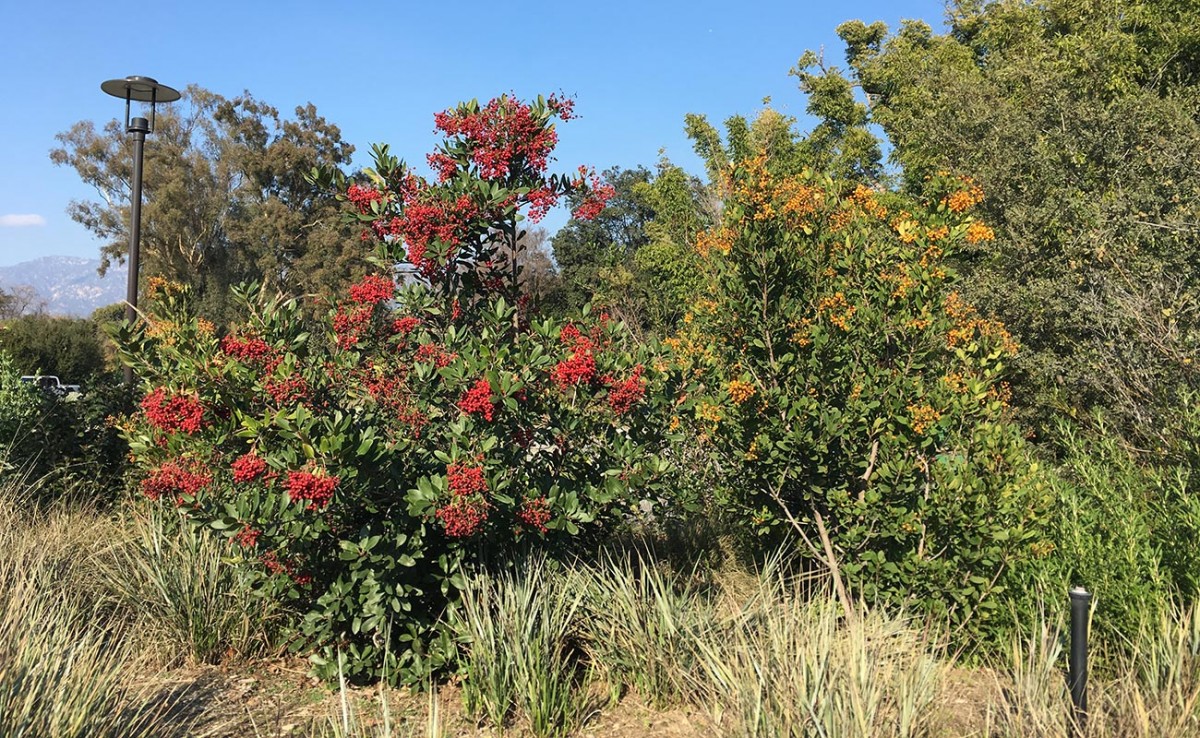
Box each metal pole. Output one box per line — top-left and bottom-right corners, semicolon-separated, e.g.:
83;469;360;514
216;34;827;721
1069;586;1091;733
123;116;149;386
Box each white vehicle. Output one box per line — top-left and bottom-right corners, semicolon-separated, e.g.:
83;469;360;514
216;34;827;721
19;375;82;396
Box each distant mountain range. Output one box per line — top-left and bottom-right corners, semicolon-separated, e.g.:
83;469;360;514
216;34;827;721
0;256;127;317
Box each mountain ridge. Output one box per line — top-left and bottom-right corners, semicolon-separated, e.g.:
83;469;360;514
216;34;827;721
0;255;127;317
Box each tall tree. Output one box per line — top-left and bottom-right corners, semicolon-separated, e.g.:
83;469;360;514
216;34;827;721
550;166;656;311
51;86;363;321
628;160;713;328
684;71;882;190
835;0;1200;450
550;162;712;332
0;286;44;319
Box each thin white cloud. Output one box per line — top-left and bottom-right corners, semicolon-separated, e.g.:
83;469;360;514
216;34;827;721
0;214;46;227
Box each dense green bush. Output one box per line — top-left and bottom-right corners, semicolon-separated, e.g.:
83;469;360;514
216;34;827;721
0;314;107;385
0;350;132;498
0;352;41;471
1026;407;1200;657
668;158;1051;643
832;1;1200;450
116;95;676;683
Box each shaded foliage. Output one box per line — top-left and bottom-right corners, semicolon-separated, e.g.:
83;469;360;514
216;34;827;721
0;315;107;384
551;162;712;333
834;0;1200;451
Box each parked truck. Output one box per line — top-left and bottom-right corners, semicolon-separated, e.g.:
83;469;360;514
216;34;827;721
20;375;82;396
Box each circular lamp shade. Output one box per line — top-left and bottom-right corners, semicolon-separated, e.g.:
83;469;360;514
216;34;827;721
101;76;181;103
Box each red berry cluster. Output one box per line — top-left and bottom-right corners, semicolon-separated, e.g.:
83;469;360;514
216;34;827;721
259;550;311;585
349;274;396;305
436;497;488;538
233;525;261;549
415;342;458;368
391;316;421;337
458;378;496;421
365;375;430;435
386;194;480;278
551;326;597;389
142;460;211;502
447;462;487;497
433;96;566;180
517;497;552;534
551;350;596;389
547;95;575;120
570;167;617;221
333;303;374;349
286;469;339;509
559;324;583;344
264;375;309;406
347;183;384;214
526;187;560;223
141;387;205;434
231;452;268;483
261;550;288;575
605;365;647;415
221;334;278;369
426;152;459;183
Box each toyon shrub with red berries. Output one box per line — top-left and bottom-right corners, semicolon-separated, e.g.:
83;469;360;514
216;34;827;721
115;95;675;684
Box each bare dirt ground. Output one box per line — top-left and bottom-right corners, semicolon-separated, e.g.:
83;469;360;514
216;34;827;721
144;658;1001;737
141;658;719;738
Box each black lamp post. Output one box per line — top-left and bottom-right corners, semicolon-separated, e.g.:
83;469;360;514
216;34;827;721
100;76;181;385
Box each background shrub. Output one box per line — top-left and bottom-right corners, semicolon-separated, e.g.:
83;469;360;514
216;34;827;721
0;314;107;385
0;349;133;500
668;160;1052;645
1022;410;1200;660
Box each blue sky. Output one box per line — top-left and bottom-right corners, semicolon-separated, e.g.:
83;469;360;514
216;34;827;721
0;0;947;268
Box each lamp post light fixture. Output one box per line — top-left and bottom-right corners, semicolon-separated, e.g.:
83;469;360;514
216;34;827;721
100;76;181;385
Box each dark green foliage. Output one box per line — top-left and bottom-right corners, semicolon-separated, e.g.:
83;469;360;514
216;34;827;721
0;352;40;463
0;315;107;385
550;163;712;333
835;0;1200;450
0;313;132;502
1026;406;1200;664
0;350;134;501
550;167;656;314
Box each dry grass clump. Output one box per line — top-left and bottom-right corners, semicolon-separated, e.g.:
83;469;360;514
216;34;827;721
0;481;178;737
3;472;1199;737
453;558;593;738
0;477;281;736
449;552;946;737
93;504;281;666
990;605;1200;737
688;568;945;737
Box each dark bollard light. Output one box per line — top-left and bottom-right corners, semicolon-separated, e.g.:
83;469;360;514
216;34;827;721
1069;586;1092;733
100;76;181;385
